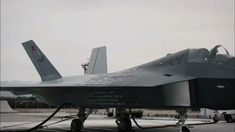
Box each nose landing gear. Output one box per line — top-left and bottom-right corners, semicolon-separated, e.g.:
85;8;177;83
176;108;190;132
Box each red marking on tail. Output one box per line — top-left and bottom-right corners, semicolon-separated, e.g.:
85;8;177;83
31;45;36;51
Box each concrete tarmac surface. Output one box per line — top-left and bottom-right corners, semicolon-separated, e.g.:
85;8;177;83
0;112;234;132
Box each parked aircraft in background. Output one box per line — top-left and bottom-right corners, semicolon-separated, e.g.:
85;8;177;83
1;40;235;132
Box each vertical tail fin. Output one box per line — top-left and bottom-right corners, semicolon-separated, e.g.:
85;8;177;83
22;40;62;81
87;46;107;74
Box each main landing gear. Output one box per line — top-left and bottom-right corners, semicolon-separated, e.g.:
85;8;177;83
115;108;133;132
176;108;190;132
70;108;92;132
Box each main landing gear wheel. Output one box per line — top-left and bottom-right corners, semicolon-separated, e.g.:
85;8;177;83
213;115;220;123
71;119;84;132
70;107;92;132
116;118;132;132
116;108;133;132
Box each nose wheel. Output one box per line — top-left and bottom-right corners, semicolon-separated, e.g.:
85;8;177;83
178;125;190;132
176;108;190;132
182;126;190;132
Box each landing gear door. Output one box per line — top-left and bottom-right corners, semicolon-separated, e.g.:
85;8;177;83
163;81;191;107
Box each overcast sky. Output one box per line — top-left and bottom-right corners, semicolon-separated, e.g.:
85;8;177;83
1;0;234;81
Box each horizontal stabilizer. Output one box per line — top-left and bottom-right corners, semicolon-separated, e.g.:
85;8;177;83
22;40;62;81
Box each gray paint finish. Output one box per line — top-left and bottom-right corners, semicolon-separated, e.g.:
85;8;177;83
87;46;107;74
22;40;62;81
163;81;191;107
1;42;235;110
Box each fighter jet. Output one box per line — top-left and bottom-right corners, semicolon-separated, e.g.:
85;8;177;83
1;40;235;132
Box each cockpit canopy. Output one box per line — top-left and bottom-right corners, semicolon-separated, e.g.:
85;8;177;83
188;45;232;64
157;45;232;66
188;48;209;63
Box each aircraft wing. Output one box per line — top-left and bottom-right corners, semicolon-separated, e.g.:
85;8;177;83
0;68;197;108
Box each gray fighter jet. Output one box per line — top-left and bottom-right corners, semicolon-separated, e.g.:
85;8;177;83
1;40;235;132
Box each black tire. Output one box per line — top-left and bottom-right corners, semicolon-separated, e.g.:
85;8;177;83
225;116;233;123
118;118;132;132
182;126;190;132
125;118;132;130
70;119;84;132
228;117;233;123
107;112;114;117
213;115;219;123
